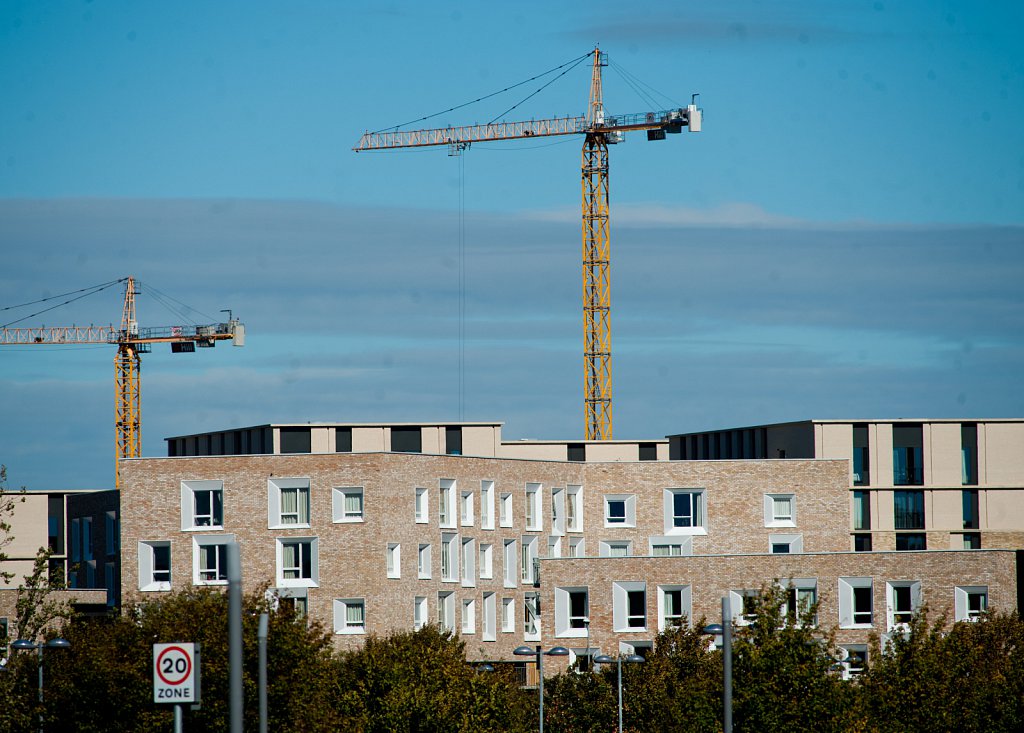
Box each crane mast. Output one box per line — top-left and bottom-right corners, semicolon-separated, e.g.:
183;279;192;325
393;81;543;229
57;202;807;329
1;276;245;487
354;48;702;441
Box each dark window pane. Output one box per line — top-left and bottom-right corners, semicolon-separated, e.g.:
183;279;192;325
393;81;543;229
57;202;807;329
961;424;978;485
893;424;924;485
895;532;926;551
336;427;352;453
567;443;586;462
445;427;463;456
962;489;979;529
853;424;870;486
639;442;657;461
280;427;311;454
391;427;422;453
854;533;873;552
894;491;924;529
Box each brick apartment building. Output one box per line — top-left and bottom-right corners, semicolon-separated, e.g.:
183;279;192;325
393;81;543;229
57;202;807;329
114;418;1024;677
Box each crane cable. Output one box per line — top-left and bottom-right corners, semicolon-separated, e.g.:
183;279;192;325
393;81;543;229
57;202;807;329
371;50;593;134
458;150;466;421
486;53;592;124
0;278;127;329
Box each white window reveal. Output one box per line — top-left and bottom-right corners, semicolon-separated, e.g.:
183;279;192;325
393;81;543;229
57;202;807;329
503;539;517;587
524;592;541;640
418;544;432;579
334;598;365;634
525;483;542;531
501;597;515;633
415;487;429;524
332;487;364;523
664;489;706;534
954;585;988;622
181;480;224;530
658;585;691;631
551;487;566;535
838;577;874;628
482;592;497;641
886;581;922;629
268;478;310;528
764;494;796;527
439;479;456;528
479;543;493;579
460;490;474;527
499;492;513;528
649;536;693;557
461;538;476;587
277;537;319;588
612;581;647;632
138;540;171;592
462;598;476;634
480;480;495;530
386;543;401;579
438;592;455;632
521;536;539;585
566;485;583;532
441;534;459;582
600;540;632;558
193;534;235;585
604;494;636;527
769;533;803;554
414;596;428;630
567;536;585;558
554;586;590;638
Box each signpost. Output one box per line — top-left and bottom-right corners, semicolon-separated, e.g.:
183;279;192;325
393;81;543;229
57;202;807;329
154;643;200;733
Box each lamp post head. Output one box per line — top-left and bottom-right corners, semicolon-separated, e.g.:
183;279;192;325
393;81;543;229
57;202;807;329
593;654;614;665
45;639;71;650
513;645;537;657
476;663;495;673
546;646;570;657
11;640;38;651
703;623;724;635
623;654;645;664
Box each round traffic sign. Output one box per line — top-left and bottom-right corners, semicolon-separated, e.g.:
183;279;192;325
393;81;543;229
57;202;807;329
156;645;193;686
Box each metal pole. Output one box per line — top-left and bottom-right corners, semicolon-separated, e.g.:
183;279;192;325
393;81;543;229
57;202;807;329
722;596;733;733
537;645;544;733
227;542;243;733
258;612;269;733
36;646;43;733
174;704;183;733
616;658;623;733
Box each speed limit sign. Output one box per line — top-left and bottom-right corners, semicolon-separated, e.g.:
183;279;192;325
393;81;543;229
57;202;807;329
153;643;200;703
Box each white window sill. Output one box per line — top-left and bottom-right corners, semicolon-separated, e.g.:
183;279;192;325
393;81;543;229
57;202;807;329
604;521;635;529
270;523;311;531
766;521;796;529
332;517;364;524
182;526;225;533
336;627;365;635
614;627;649;634
277;578;319;589
139;582;171;592
840;623;874;630
387;574;401;580
555;628;589;639
195;579;229;586
665;526;707;536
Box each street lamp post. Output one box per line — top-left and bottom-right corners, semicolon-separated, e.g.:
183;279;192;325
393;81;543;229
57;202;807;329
514;644;569;733
703;596;733;733
593;653;645;733
11;638;71;733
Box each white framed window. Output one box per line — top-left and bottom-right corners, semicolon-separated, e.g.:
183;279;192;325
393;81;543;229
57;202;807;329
567;536;585;557
551;487;565;535
613;581;647;632
547;535;561;558
604;494;636;527
460;490;474;527
267;587;308;618
105;511;118;556
499;492;513;527
954;585;988;622
438;591;455;632
769;533;803;554
480;480;495;530
441;534;459;582
838;644;868;680
525;483;542;531
461;538;476;587
503;539;517;587
462;598;476;634
386;543;401;579
479;543;493;579
414;596;428;630
334;598;365;634
664;489;706;534
418;544;432;579
838;577;873;628
729;589;760;626
276;537;319;588
886;581;921;629
554;586;590;638
193;534;234;585
658;585;691;631
482;593;497;641
181;480;224;530
782;579;817;626
764;493;796;527
501;597;515;632
268;478;310;528
600;540;632;557
566;485;583;532
649;536;693;556
415;487;429;524
439;479;456;528
521;536;538;585
524;591;540;640
333;487;364;523
138;540;171;592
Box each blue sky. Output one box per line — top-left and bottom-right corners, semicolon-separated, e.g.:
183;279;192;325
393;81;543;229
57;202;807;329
1;1;1022;490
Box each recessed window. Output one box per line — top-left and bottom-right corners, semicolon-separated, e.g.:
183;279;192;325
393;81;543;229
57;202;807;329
482;593;497;641
962;489;979;530
639;442;658;461
961;532;981;549
892;424;924;486
961;424;978;485
415;488;429;524
279;427;311;454
600;540;632;557
461;538;476;587
332;487;364;523
462;598;476;634
438;592;455;632
523;592;540;639
566;485;583;532
784;581;817;626
277;538;318;588
445;426;463;455
649;536;692;556
386;543;401;579
895;532;926;551
954;585;988;622
439;480;456;528
604;494;636;528
335;427;352;453
554;586;589;637
181;480;224;530
729;590;760;625
658;585;691;631
853;424;870;486
138;540;171;592
613;581;647;632
853;533;873;552
887;581;921;629
839;577;873;627
460;490;474;526
764;494;796;527
525;483;542;531
501;597;515;632
418;544;431;579
268;478;310;528
894;490;924;530
567;443;586;462
664;489;705;533
567;536;585;557
391;427;422;453
414;596;428;630
853;490;871;531
499;492;513;528
503;539;517;587
480;481;495;530
769;534;803;554
479;543;493;579
441;534;458;582
521;536;538;585
334;598;365;634
194;534;234;585
839;645;868;679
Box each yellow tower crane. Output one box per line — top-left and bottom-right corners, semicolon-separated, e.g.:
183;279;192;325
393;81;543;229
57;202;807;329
354;48;702;440
0;276;245;487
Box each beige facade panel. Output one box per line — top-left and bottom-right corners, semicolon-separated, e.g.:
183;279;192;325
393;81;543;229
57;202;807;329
927;422;963;487
986;490;1024;531
983;423;1024;485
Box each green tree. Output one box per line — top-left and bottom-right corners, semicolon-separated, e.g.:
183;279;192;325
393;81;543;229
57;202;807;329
334;625;532;732
859;610;1024;733
39;587;339;732
0;465;26;586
